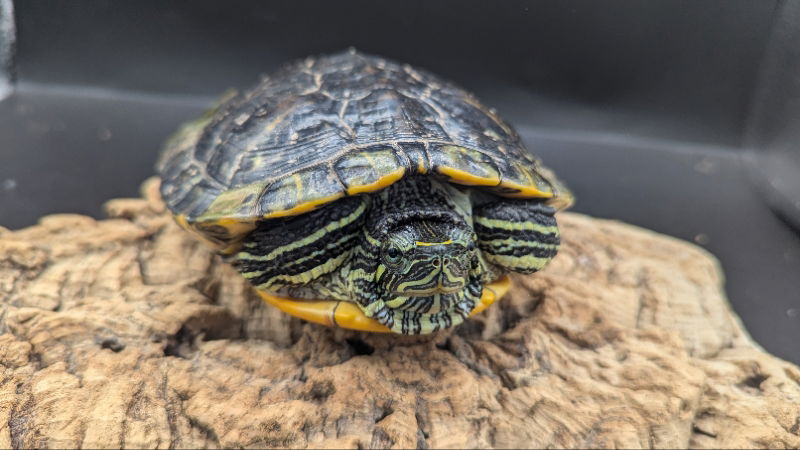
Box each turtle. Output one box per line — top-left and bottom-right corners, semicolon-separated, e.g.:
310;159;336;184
157;49;572;335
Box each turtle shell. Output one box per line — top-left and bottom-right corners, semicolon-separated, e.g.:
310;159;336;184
157;49;572;250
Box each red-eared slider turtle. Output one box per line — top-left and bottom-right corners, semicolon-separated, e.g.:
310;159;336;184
157;49;572;334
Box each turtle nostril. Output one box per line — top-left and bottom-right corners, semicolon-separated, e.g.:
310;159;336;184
432;258;441;267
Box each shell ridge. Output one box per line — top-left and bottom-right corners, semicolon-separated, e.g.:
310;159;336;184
390;142;413;173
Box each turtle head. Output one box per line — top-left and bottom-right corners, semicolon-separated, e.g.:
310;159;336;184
377;220;479;311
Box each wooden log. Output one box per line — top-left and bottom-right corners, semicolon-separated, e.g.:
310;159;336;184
0;178;798;448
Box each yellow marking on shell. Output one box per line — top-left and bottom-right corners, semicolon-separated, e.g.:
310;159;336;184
431;145;554;199
362;151;376;165
293;173;303;193
253;276;511;333
417;158;427;174
497;161;554;198
346;167;406;195
211;218;256;254
201;182;264;219
437;166;501;187
262;107;293;134
174;214;252;253
215;217;253;230
434;145;501;187
496;180;554;199
262;192;345;219
415;239;453;246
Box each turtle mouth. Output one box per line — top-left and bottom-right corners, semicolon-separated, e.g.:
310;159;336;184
393;285;462;296
390;266;469;297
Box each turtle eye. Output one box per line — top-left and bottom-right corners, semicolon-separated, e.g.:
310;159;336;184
385;246;402;263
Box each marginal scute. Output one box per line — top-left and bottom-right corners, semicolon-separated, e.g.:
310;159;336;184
494;160;554;198
259;166;345;218
335;146;406;195
193;219;257;253
200;181;264;221
398;142;430;174
537;165;575;209
169;178;224;222
431;145;501;187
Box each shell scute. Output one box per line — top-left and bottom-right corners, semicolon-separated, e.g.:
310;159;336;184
398;142;430;174
430;145;501;187
335;146;406;195
258;166;345;219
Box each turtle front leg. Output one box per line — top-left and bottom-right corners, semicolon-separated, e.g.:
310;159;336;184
473;199;560;274
234;196;369;292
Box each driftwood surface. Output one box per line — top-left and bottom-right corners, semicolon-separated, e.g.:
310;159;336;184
0;178;798;449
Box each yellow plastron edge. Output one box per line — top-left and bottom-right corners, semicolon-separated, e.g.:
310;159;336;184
255;275;512;333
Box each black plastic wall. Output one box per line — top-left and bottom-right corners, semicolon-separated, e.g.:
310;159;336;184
14;0;778;146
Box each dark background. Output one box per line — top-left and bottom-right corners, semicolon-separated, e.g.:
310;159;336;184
1;1;798;363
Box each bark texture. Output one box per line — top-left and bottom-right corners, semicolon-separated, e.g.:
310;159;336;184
1;178;798;449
